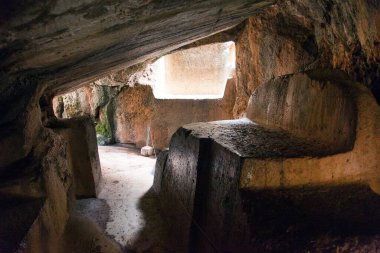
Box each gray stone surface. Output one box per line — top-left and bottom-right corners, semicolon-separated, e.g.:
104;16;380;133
156;124;380;253
0;0;274;95
0;197;45;253
246;70;357;152
184;118;344;158
154;70;379;252
153;149;168;195
158;129;204;251
51;117;101;198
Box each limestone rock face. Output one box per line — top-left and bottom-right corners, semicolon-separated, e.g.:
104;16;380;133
0;0;274;95
51;117;101;198
0;0;379;251
114;78;236;149
53;72;236;150
154;70;380;253
234;0;380;116
246;70;357;152
0;126;74;253
52;84;117;119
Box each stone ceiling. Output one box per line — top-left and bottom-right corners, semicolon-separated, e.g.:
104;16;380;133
0;0;275;95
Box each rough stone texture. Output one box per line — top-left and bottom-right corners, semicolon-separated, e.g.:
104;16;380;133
0;81;44;168
246;70;357;152
234;0;380;116
115;78;236;149
154;42;235;98
5;127;74;253
158;129;205;251
238;184;380;253
0;0;274;95
141;146;154;157
155;70;380;252
53;47;237;149
0;81;73;253
157;124;380;252
241;74;380;193
153;149;168;195
52;84;117;119
184;119;340;158
50;117;101;198
25;129;73;253
0;0;379;251
189;140;246;253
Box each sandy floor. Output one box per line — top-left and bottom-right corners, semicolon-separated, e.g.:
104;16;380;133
60;145;171;253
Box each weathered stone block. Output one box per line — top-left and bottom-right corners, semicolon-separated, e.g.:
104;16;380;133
52;117;101;198
155;70;380;252
246;70;357;152
157;129;204;251
141;146;154;157
152;149;168;194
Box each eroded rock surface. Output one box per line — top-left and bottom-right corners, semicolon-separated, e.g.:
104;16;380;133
246;70;357;151
0;0;379;252
49;117;101;198
115;80;236;149
53;73;236;150
154;70;380;252
233;0;380;116
0;0;274;94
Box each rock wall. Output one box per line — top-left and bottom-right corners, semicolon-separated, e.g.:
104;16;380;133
115;78;236;149
246;70;357;152
154;42;235;98
154;70;380;252
52;84;117;119
234;0;380;116
0;82;74;252
52;117;101;198
0;0;379;251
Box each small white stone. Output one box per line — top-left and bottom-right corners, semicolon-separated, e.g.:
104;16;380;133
141;146;154;156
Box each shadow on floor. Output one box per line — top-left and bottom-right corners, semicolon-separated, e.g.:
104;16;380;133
58;199;124;253
126;187;178;253
59;189;179;253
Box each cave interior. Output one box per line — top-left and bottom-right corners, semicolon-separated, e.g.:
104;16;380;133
0;0;380;253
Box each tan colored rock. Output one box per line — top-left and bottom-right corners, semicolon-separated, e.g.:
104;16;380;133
155;70;380;252
233;0;380;116
246;70;356;151
0;0;274;94
15;128;74;253
52;117;101;198
52;84;115;119
115;77;236;149
141;146;154;157
240;71;380;193
233;6;316;117
153;42;235;98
